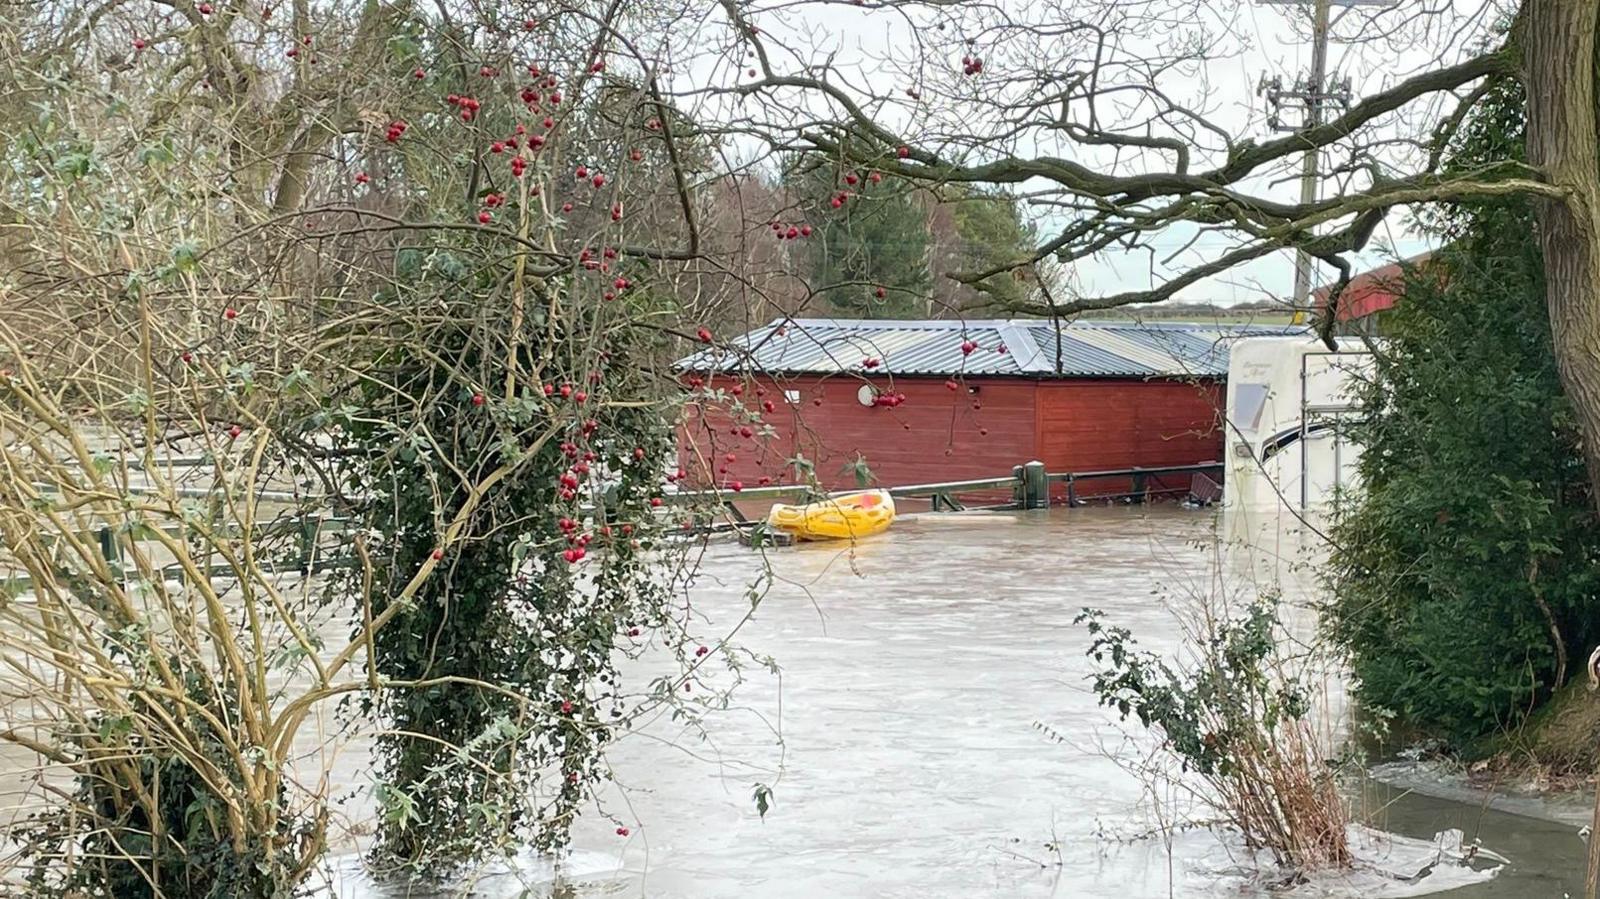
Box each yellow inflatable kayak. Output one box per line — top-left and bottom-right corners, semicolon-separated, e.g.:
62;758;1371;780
767;489;896;541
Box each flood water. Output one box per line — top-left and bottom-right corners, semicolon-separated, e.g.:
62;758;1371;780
2;506;1588;896
336;507;1588;897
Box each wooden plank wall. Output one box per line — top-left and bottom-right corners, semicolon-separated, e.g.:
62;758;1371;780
1035;379;1224;498
679;375;1039;493
678;374;1224;500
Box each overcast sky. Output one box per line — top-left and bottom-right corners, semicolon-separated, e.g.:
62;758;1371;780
664;0;1498;307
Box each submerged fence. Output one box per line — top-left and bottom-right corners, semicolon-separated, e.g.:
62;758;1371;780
686;460;1225;520
5;459;1224;594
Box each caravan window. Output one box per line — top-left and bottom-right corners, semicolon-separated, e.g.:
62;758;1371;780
1231;383;1270;431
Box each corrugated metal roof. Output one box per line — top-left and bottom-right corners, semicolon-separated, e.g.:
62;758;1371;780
678;318;1302;379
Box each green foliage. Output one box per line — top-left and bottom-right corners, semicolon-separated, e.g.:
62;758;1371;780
326;242;682;874
1324;78;1600;743
20;663;309;899
790;164;932;317
1075;598;1349;870
1076;598;1308;777
940;186;1038;308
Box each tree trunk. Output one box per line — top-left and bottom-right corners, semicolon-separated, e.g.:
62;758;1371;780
1523;7;1600;896
1524;0;1600;512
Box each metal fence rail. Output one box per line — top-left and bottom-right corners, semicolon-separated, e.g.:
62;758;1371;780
1;460;1226;594
673;460;1225;518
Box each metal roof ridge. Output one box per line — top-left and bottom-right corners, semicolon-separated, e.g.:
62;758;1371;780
776;317;1018;331
995;321;1045;372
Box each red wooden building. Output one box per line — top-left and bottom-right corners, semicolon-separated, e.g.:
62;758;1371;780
676;318;1293;504
1312;252;1430;326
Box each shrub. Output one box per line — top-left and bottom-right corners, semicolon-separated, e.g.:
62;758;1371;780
1324;78;1600;744
1077;597;1350;871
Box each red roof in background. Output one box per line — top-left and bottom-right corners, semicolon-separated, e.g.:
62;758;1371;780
1312;252;1431;321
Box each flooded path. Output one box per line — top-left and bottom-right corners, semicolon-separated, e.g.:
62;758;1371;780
354;507;1583;897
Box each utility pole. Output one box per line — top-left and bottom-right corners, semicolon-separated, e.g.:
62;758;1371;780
1259;0;1381;321
1292;0;1331;319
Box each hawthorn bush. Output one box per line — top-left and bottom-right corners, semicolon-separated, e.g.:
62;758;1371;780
0;1;750;894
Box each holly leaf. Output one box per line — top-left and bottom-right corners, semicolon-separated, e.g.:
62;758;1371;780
752;783;774;820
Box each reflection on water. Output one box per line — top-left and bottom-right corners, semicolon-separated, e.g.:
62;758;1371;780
331;506;1584;897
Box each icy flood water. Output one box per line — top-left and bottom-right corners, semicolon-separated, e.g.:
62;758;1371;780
341;506;1587;897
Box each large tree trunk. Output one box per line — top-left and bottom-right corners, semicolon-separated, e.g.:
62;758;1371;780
1523;6;1600;895
1525;0;1600;509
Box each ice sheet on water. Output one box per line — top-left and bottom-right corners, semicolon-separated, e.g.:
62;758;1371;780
1175;823;1500;897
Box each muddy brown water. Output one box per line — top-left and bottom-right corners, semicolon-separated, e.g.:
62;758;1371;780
340;507;1589;897
4;507;1590;896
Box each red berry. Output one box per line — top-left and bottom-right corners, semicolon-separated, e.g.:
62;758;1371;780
523;18;536;30
897;145;910;158
945;379;959;390
696;327;713;343
812;397;824;406
224;307;238;320
227;424;242;439
561;700;574;714
845;172;859;186
592;173;606;188
870;171;882;184
490;141;505;153
875;286;886;298
800;225;812;236
730;480;743;492
650;497;663;507
181;351;194;364
471;392;485;406
561;202;573;212
477;211;491;224
354;171;370;184
133;38;147;50
413;67;425;79
615;826;630;837
197;2;212;13
431;548;444;561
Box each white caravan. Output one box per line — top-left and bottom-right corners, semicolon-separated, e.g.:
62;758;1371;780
1223;335;1375;515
